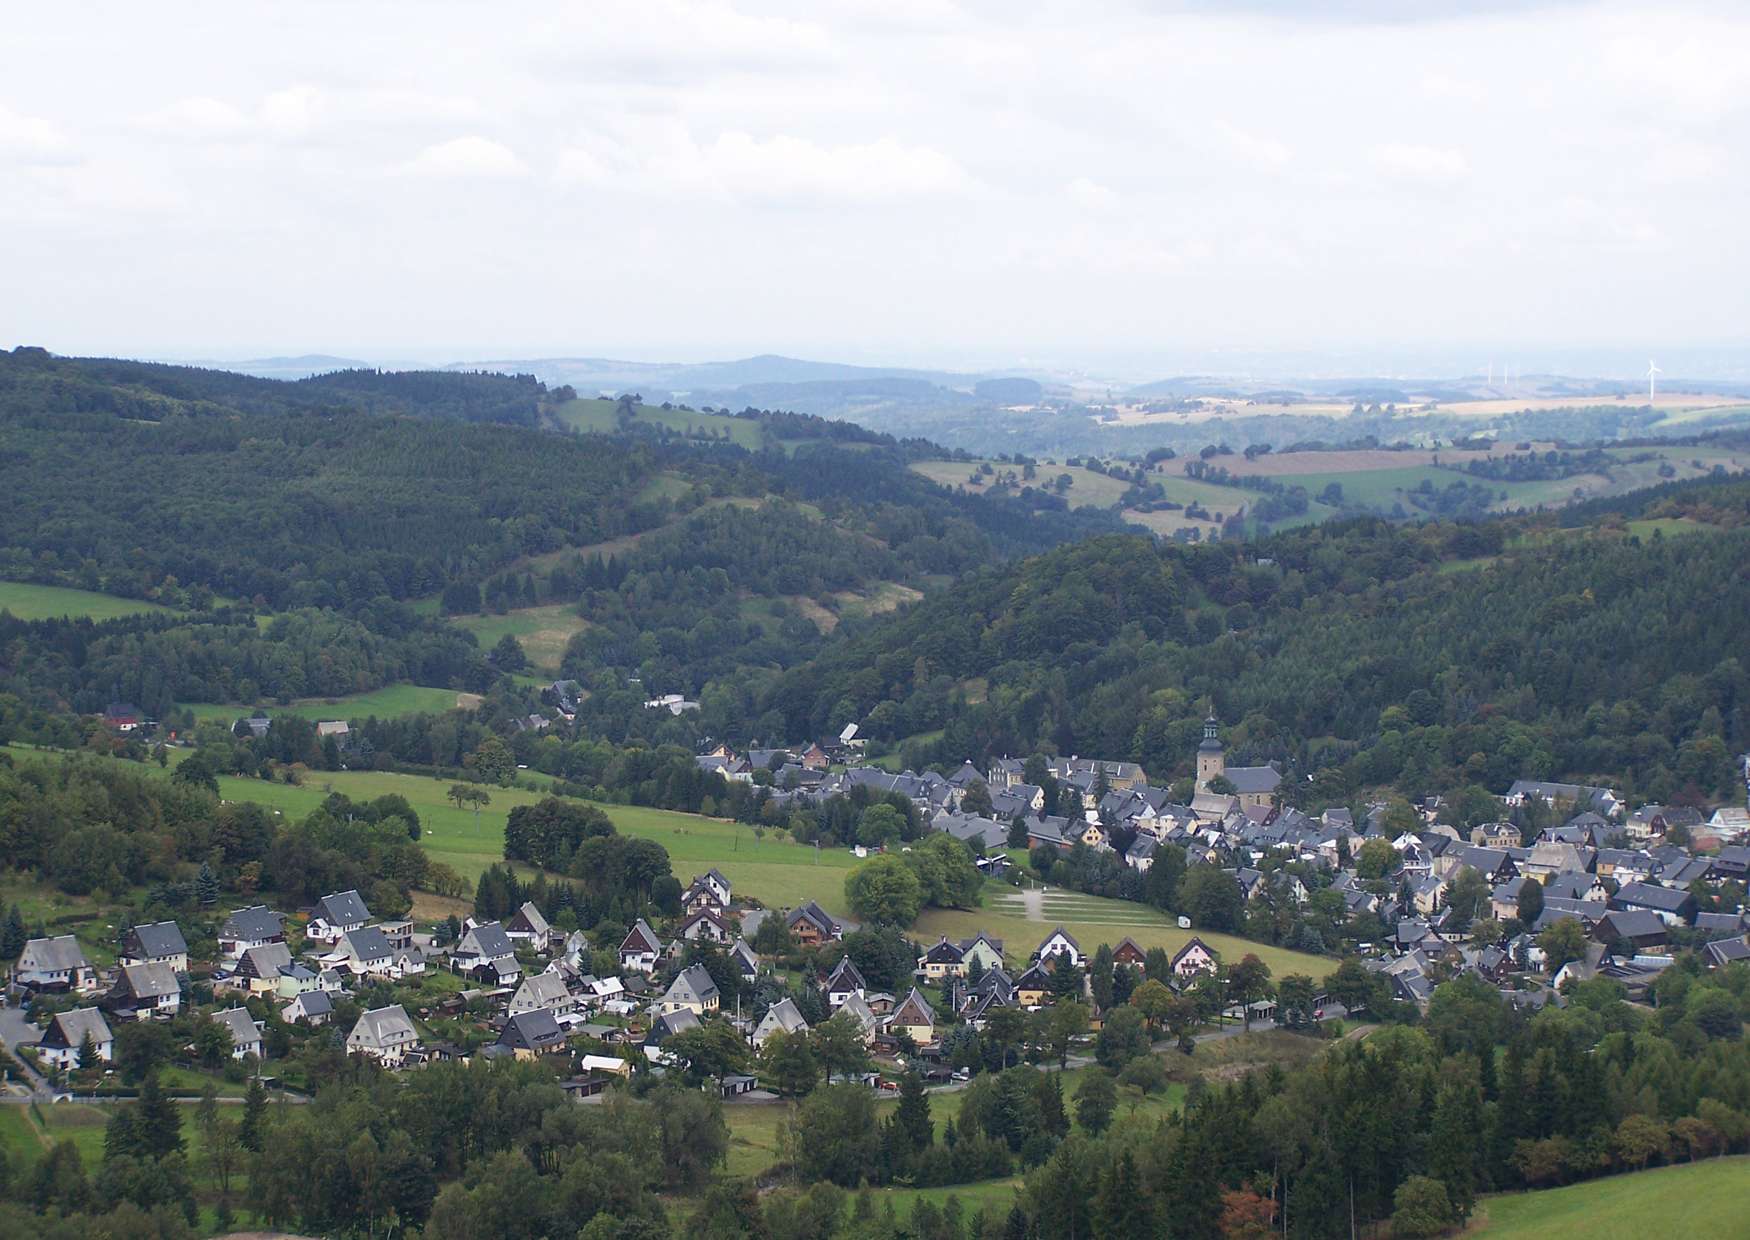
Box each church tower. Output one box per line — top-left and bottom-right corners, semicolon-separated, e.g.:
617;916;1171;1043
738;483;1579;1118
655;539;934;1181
1196;715;1225;789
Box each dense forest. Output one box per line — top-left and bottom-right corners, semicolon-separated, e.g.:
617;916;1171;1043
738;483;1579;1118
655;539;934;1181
748;496;1750;808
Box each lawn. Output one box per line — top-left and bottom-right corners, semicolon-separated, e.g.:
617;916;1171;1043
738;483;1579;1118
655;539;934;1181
0;580;173;622
1469;1156;1749;1237
181;684;478;726
450;605;588;675
0;1102;110;1170
553;397;766;450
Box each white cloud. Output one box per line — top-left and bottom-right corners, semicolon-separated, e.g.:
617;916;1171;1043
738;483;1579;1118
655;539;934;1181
135;96;253;139
1065;177;1117;209
563;129;976;202
0;103;75;165
395;136;528;179
1213;123;1291;170
1370;141;1469;183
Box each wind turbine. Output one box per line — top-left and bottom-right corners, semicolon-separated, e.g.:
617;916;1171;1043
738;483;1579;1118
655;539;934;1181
1646;360;1662;403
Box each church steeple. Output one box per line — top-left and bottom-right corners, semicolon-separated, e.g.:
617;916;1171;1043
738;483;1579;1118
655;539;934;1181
1196;715;1225;788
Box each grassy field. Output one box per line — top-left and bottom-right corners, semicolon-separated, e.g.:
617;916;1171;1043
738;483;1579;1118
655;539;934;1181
1469;1156;1748;1237
0;580;173;622
553;398;766;450
450;605;588;675
0;1102;110;1170
181;684;478;726
916;887;1333;979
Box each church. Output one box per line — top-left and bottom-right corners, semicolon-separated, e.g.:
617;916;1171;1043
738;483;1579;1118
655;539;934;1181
1193;715;1282;811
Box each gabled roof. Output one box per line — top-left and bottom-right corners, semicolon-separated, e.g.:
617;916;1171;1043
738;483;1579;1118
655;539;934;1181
1035;926;1080;954
1171;936;1217;967
826;956;866;992
500;1008;565;1051
240;942;294;977
460;921;515;959
115;962;179;999
921;937;965;965
314;889;371;926
1597;909;1669;941
754;997;809;1041
343;926;393;962
127;921;188;959
287;990;334;1018
891;987;936;1027
212;1007;262;1048
1224;765;1282;795
507;901;551;937
621;919;663;954
350;1004;417;1048
787;901;838;936
515;972;571;1007
22;935;89;972
1613;881;1694;913
666;963;720;1005
221;906;285;941
44;1007;112;1051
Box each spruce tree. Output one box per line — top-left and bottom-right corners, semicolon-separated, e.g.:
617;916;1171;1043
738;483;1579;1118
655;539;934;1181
136;1071;184;1158
894;1071;933;1155
240;1077;267;1153
196;862;219;906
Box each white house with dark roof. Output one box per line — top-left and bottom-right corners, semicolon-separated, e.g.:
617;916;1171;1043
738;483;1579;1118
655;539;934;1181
752;996;810;1046
37;1008;113;1071
218;906;286;958
825;956;867;1007
1033;928;1082;968
282;989;334;1026
509;971;576;1019
106;962;181;1020
121;922;188;973
453;921;519;982
335;926;397;977
16;936;96;992
888;988;937;1044
504;901;555;952
497;1009;567;1059
1171;936;1220;979
619;920;663;974
657;964;720;1016
237;943;296;994
211;1007;264;1060
307;890;372;946
347;1004;420;1065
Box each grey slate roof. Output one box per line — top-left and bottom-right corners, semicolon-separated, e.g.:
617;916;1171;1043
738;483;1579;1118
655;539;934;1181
314;889;371;927
221;906;285;941
22;935;89;973
127;921;188;959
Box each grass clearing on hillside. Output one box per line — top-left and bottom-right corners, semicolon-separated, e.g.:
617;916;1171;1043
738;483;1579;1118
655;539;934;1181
1469;1156;1748;1237
182;683;475;726
451;605;588;674
0;580;173;622
918;888;1331;978
553;398;766;449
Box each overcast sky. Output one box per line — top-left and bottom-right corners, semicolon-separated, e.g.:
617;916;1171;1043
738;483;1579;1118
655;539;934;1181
2;1;1746;376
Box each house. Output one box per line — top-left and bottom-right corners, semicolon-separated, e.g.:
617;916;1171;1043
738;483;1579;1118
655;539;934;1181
752;997;810;1046
307;890;372;946
275;964;321;1000
658;964;721;1016
497;1009;567;1060
509;972;576;1019
315;720;350;741
16;936;96;992
504;902;556;953
211;1007;264;1060
1704;938;1750;969
619;920;664;974
1014;964;1052;1008
786;901;841;946
37;1008;113;1071
337;927;397;978
1707;807;1750;840
917;937;967;980
1033;927;1082;968
697;868;733;907
1610;882;1696;927
453;921;520;982
888;988;938;1045
237;943;296;993
218;906;286;958
1125;835;1158;872
1111;937;1148;968
959;933;1005;974
282;990;334;1026
1171;937;1220;980
1504;780;1620;818
645;1009;700;1049
678;908;734;945
106;962;181;1020
683;878;728;915
120;922;188;973
825;957;867;1008
1413;874;1448;917
104;702;145;732
729;939;760;982
1470;822;1521;848
1593;910;1670;951
347;1005;421;1065
1522;841;1591;881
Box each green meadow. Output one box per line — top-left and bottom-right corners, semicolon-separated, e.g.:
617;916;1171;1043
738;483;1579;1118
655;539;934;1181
1470;1156;1748;1237
0;580;173;622
553;397;766;450
449;604;588;675
180;683;476;727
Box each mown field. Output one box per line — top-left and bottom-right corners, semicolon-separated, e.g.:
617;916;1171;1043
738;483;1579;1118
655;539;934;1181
0;580;173;622
181;683;477;726
450;604;588;675
918;888;1333;980
1469;1156;1748;1237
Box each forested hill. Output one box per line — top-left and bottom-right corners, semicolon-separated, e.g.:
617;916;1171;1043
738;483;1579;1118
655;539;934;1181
750;483;1750;809
0;347;1129;718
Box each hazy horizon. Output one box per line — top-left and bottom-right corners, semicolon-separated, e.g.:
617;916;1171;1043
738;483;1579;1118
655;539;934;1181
5;1;1749;373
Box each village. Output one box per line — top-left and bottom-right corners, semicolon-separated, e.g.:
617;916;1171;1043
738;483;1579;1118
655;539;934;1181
8;714;1748;1114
